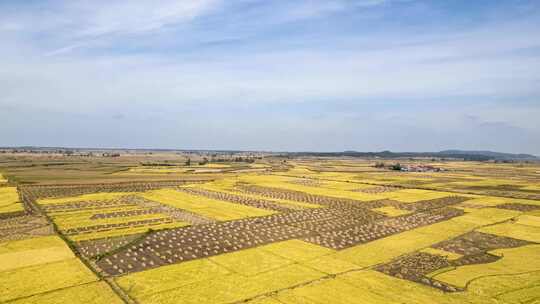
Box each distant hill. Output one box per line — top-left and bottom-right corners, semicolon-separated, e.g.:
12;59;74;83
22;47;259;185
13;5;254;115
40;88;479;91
291;150;539;161
439;150;538;160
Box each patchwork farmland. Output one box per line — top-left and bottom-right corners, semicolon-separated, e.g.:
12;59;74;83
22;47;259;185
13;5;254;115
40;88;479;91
1;156;540;303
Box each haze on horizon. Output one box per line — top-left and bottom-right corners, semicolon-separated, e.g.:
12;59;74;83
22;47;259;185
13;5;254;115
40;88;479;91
1;1;539;154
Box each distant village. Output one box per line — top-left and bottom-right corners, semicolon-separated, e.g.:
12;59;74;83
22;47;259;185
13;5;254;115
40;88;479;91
398;164;446;172
375;162;446;172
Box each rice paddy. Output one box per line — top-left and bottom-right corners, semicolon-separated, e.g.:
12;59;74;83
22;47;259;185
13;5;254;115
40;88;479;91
1;157;539;303
0;186;24;216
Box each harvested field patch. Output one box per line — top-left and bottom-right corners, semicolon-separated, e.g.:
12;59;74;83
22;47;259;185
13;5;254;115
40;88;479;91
375;231;534;291
98;198;469;276
76;233;146;259
375;252;458;292
0;215;53;242
178;186;305;212
433;245;540;288
236;183;368;208
432;231;532;256
353;185;400;194
305;207;464;250
494;202;540;211
372;205;412;216
21;180;205;200
96;217;313;275
287;178;325;187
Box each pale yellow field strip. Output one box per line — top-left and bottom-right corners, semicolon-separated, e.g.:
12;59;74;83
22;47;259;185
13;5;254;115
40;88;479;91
516;214;540;227
38;192;132;205
0;235;101;303
0;236;73;272
9;281;124;304
0;186;24;214
477;221;540;243
462;196;540;207
52;211;172;230
0;258;98;302
140;189;275;221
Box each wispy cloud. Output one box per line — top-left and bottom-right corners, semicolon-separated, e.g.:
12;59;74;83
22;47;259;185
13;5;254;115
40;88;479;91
69;0;222;37
281;0;387;20
1;0;223;55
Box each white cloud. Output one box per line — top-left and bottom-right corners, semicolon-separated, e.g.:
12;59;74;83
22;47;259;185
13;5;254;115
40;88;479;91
270;0;388;21
0;0;222;56
1;0;539;153
69;0;221;37
2;17;540;112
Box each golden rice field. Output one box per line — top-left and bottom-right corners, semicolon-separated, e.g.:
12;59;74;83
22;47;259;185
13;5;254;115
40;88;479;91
1;158;539;303
0;186;24;215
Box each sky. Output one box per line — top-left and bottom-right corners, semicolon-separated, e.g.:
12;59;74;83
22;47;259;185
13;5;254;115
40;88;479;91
1;0;539;154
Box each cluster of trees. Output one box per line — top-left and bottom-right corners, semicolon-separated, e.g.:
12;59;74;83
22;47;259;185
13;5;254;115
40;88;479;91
373;162;402;170
390;163;402;170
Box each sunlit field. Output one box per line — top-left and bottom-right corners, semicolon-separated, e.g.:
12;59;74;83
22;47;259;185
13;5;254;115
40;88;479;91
1;156;539;303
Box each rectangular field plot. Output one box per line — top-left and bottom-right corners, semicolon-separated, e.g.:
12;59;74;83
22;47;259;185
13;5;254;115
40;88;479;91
0;186;24;215
432;245;540;288
477;221;540;242
140;189;276;221
37;194;191;241
8;282;124;304
117;245;326;304
0;235;101;303
0;236;74;272
38;192;133;205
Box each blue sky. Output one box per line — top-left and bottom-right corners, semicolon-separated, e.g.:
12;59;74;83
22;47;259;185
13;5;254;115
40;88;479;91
1;0;539;154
